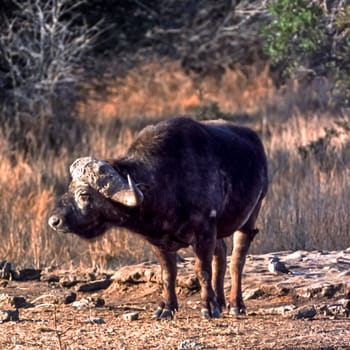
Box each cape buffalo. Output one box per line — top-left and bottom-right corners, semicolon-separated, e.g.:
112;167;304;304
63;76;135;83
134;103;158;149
48;117;268;319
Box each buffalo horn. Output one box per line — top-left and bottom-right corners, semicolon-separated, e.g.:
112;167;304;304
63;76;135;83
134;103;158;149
110;174;144;207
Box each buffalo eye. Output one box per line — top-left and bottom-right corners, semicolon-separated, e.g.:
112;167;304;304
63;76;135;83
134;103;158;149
78;191;91;205
98;165;107;174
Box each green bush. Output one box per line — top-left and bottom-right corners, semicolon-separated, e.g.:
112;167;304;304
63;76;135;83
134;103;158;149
261;0;324;74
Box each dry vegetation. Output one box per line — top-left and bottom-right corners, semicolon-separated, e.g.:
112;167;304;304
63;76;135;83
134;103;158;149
0;59;349;269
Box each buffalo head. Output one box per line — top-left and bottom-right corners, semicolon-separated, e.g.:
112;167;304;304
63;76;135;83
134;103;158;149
48;157;143;239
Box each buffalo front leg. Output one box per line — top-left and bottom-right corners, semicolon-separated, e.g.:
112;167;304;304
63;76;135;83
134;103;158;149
151;246;178;319
193;238;221;318
212;238;227;310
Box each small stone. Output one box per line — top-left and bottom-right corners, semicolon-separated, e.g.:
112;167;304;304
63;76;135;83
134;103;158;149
71;297;104;308
0;309;19;323
338;270;350;277
89;317;105;324
72;298;91;309
41;274;60;283
178;339;202;349
243;287;265;300
13;269;41;281
44;265;58;273
61;279;79;288
181;276;200;291
251;305;296;316
0;261;12;280
288;305;317;320
338;298;350;309
321;284;341;298
0;294;31;308
123;312;139;321
63;292;77;305
144;269;155;282
94;297;105;307
77;279;112;292
11;296;29;308
285;251;306;261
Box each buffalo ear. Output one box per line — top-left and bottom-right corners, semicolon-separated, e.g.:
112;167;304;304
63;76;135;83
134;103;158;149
110;174;144;207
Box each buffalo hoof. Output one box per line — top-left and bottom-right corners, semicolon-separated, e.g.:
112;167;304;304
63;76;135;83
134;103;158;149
229;306;246;317
201;307;221;319
152;307;174;320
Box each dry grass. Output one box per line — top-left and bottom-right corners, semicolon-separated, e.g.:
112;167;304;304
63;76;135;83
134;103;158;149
78;60;274;121
0;60;349;269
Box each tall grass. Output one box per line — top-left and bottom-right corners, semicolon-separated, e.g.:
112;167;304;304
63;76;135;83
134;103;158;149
0;60;349;269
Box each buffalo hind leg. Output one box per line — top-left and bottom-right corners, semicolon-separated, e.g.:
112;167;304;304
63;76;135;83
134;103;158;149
151;246;178;319
229;203;261;316
212;238;227;310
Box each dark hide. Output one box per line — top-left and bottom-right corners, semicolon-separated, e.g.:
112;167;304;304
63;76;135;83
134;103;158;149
49;117;268;318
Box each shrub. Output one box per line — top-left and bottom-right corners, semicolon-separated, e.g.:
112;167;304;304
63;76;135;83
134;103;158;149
261;0;325;75
0;0;104;155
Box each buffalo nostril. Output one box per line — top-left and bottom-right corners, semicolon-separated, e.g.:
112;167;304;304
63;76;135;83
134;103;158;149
48;215;62;230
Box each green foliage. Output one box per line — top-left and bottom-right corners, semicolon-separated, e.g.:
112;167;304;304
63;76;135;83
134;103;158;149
330;6;350;107
261;0;324;72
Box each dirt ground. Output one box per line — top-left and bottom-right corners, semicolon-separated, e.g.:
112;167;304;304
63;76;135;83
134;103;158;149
1;275;350;350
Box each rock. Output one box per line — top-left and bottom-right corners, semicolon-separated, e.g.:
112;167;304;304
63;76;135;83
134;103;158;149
0;309;19;322
0;281;8;288
72;298;91;309
338;270;350;277
13;268;41;281
44;265;58;273
338;298;350;309
287;305;317;320
178;339;202;349
243;287;265;300
72;297;105;309
61;279;79;288
62;291;77;305
77;279;112;292
112;265;150;284
143;269;156;282
284;251;306;261
296;284;323;299
88;317;106;324
0;294;31;308
59;272;101;288
343;247;350;254
321;284;341;298
250;304;295;316
94;297;105;307
178;276;200;291
318;299;350;317
10;296;30;308
122;312;139;321
0;261;12;280
41;274;60;283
